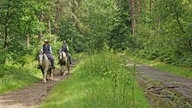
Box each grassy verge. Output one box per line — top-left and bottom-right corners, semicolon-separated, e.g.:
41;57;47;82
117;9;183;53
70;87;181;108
131;57;192;78
0;62;41;94
40;51;151;108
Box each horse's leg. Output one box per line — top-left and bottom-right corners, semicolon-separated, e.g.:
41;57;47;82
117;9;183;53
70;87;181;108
60;64;63;75
67;63;70;74
63;64;66;76
41;68;44;76
43;67;48;83
47;68;51;80
50;68;53;80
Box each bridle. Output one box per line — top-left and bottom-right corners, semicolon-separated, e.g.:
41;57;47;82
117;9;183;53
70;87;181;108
39;53;44;64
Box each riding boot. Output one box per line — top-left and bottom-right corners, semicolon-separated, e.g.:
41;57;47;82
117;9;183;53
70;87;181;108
52;65;55;69
52;63;55;69
69;56;72;64
51;60;55;69
52;66;55;69
49;55;55;69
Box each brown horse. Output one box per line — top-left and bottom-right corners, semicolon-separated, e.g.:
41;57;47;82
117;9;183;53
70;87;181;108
59;51;70;76
38;52;53;83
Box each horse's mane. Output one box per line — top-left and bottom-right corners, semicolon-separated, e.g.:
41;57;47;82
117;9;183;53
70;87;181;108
39;52;49;62
43;53;49;61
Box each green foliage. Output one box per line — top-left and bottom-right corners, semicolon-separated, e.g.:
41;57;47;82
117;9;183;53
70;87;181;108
0;49;6;64
41;51;151;108
130;0;192;67
0;0;48;64
82;0;120;52
0;64;41;94
109;0;133;50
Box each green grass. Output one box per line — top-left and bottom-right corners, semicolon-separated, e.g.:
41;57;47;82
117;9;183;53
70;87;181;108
40;51;151;108
0;62;41;94
132;57;192;78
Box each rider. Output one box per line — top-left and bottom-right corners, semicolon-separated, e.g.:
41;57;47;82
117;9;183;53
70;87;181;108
38;39;55;69
59;41;72;64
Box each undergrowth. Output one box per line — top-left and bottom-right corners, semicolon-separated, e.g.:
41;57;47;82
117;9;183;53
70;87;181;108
40;50;151;108
0;62;41;94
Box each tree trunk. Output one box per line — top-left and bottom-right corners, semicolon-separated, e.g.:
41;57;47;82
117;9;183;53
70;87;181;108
144;0;146;8
150;0;153;12
174;2;185;33
128;0;136;34
27;35;30;48
4;24;8;49
47;17;51;34
71;2;83;35
55;0;61;35
38;11;44;44
3;2;11;49
137;0;141;22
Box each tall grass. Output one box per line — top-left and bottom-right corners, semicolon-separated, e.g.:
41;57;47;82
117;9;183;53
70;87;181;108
41;50;151;108
0;62;41;94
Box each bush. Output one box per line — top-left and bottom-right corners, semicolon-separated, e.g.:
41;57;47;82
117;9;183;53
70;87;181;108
0;64;41;94
41;50;151;108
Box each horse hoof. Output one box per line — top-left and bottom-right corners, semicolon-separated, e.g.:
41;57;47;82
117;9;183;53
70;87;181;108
63;73;66;76
43;79;47;83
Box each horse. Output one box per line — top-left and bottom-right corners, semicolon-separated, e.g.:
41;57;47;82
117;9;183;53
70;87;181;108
59;51;70;76
38;52;53;83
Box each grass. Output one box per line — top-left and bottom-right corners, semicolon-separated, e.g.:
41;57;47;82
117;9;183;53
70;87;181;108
131;57;192;78
0;62;42;94
40;51;151;108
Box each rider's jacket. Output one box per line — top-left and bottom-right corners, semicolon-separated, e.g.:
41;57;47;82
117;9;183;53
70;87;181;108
62;45;68;53
43;44;51;54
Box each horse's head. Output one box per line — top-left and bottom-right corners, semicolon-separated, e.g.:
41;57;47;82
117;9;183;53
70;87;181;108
38;52;44;66
59;52;62;60
59;51;67;61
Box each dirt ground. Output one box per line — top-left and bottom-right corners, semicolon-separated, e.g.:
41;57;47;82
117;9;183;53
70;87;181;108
0;61;191;108
136;64;192;108
0;68;71;108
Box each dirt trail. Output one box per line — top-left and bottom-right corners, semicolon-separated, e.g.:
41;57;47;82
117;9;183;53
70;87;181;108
135;63;192;107
0;69;71;108
1;60;191;108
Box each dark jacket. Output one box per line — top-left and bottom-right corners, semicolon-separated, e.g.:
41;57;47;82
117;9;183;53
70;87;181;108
42;44;52;54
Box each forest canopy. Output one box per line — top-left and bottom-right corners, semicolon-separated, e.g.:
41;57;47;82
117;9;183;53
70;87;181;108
0;0;192;67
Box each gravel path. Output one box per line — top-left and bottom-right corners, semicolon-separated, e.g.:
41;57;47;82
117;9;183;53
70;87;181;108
136;64;192;101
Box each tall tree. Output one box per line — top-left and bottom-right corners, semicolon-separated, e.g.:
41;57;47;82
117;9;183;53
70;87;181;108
128;0;136;34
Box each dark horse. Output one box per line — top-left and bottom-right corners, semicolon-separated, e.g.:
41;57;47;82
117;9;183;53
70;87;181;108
38;52;53;83
59;51;70;76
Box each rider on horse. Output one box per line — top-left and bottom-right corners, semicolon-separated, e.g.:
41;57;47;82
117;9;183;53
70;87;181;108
38;39;55;69
59;41;72;64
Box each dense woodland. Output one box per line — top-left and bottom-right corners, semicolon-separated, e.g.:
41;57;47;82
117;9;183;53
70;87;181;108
0;0;192;66
0;1;192;107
